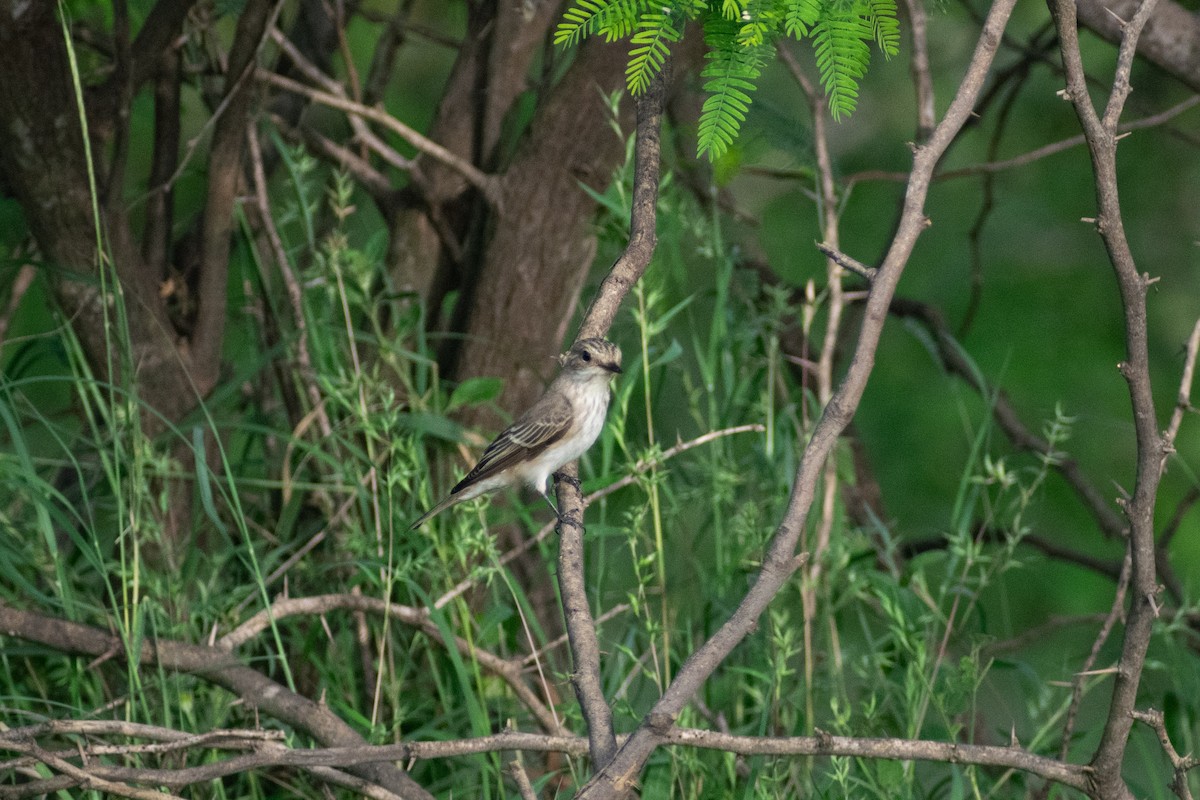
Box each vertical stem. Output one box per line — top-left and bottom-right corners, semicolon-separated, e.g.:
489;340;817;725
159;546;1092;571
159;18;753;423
1050;1;1164;794
557;66;667;772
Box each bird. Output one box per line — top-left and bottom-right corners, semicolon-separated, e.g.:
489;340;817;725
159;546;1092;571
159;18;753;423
410;338;623;529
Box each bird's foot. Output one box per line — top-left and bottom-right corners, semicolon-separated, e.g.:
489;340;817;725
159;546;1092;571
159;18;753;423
555;507;584;532
553;471;582;491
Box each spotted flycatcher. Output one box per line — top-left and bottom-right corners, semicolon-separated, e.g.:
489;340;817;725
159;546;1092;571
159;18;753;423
410;338;623;529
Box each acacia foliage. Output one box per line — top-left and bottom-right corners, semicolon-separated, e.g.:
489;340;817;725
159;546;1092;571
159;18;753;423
556;0;899;157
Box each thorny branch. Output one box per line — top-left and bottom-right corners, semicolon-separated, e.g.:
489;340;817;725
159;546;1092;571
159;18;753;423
576;0;1021;794
1051;0;1167;796
0;721;1092;798
1131;709;1199;800
553;64;667;772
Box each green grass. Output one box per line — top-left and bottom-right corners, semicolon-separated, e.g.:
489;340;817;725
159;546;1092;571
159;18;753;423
0;19;1195;797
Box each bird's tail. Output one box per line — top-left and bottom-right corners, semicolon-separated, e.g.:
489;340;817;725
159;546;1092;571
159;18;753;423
409;496;456;530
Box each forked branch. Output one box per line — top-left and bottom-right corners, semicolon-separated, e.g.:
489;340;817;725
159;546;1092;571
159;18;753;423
576;0;1021;794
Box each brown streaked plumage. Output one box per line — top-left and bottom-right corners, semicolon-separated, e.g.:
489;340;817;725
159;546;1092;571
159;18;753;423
410;338;622;529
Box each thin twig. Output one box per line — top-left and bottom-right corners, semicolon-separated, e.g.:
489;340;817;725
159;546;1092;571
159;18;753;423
890;297;1128;540
1059;552;1131;766
780;40;846;740
268;27;412;171
1131;708;1198;800
555;66;667;770
843;94;1200;186
1051;0;1166;790
257;68;501;206
0;726;1092;796
246;123;333;441
1163;316;1200;461
0;262;37;350
815;242;876;281
522;603;632;667
902;0;936;141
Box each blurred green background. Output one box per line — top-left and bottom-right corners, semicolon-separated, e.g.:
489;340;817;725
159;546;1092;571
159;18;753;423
1;0;1198;797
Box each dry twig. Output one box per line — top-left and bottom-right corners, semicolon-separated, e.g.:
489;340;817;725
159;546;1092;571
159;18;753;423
1051;0;1167;794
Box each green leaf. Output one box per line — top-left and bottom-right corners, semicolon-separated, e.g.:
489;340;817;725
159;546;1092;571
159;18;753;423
721;0;746;20
626;11;681;95
696;16;773;161
813;14;872;119
447;377;504;412
395;412;465;443
555;0;647;47
784;0;822;37
869;0;900;56
556;0;611;46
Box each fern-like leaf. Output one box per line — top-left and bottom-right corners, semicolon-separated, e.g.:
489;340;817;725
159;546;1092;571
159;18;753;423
555;0;646;47
812;14;872;119
868;0;900;56
739;0;787;45
626;11;681;95
721;0;747;20
737;18;770;47
784;0;822;37
697;17;773;160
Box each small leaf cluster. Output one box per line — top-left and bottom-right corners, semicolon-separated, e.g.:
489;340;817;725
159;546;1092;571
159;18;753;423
556;0;900;160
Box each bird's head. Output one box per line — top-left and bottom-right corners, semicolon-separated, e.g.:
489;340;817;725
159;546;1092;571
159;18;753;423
560;338;622;379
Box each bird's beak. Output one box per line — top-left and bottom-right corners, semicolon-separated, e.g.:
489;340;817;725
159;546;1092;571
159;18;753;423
607;363;623;374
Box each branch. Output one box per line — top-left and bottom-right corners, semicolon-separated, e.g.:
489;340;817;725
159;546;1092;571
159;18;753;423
1131;708;1199;800
552;64;667;773
662;728;1089;790
0;723;1092;796
0;720;282;762
0;739;183;800
508;759;539;800
191;0;283;391
256;69;500;207
577;0;1022;793
1075;0;1200;94
1051;0;1168;793
216;592;563;735
0;603;434;800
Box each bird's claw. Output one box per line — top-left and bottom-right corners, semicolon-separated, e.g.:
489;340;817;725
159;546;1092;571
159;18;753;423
553;472;582;491
556;507;584;531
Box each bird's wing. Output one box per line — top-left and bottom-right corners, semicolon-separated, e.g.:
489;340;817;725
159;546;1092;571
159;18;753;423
450;391;573;493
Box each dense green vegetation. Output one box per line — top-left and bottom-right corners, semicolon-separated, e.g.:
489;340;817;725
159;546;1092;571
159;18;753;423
1;0;1198;797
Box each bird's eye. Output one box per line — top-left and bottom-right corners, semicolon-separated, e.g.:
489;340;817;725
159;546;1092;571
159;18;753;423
581;350;592;362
